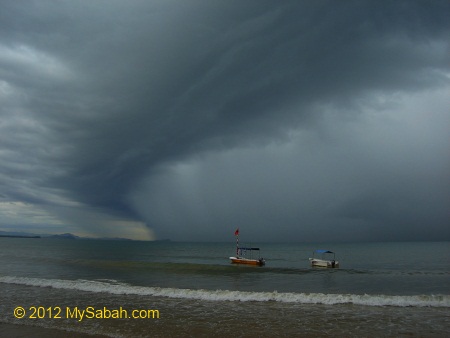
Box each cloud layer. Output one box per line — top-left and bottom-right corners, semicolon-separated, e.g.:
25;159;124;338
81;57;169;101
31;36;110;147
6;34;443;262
0;1;449;241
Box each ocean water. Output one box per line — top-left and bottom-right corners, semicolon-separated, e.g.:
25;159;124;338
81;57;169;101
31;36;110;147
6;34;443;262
0;238;449;337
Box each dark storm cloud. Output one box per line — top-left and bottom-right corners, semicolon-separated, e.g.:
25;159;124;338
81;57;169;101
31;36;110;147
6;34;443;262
0;0;449;240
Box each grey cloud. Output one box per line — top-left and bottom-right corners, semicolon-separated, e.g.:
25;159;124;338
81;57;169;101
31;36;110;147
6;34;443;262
0;0;449;240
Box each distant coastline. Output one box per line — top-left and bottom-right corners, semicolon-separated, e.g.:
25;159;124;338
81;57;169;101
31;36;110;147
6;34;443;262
0;234;41;238
0;231;168;242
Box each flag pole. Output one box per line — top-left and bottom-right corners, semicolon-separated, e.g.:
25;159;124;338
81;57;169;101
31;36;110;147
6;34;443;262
235;228;239;257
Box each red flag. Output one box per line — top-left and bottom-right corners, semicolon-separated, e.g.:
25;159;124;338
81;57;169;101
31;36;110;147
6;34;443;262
234;228;239;236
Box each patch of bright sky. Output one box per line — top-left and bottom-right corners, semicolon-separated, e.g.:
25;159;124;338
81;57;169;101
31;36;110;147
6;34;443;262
0;44;73;80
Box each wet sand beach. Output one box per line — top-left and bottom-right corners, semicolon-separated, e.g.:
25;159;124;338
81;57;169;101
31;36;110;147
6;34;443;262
0;323;108;338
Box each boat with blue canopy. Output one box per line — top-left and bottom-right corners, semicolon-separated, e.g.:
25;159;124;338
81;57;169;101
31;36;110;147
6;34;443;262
309;249;339;268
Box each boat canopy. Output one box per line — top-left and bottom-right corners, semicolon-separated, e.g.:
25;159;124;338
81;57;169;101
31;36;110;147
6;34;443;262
238;247;260;251
315;249;333;254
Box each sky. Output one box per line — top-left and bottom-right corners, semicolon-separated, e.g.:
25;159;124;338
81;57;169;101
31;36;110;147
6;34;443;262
0;0;449;242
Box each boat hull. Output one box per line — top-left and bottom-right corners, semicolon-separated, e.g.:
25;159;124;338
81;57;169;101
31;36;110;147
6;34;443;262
309;258;339;268
229;257;265;266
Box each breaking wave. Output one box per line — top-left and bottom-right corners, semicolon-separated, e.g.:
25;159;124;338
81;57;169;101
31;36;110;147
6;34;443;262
1;275;448;308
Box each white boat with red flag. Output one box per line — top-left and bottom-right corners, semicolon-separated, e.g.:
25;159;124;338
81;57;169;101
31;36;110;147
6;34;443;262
229;228;265;266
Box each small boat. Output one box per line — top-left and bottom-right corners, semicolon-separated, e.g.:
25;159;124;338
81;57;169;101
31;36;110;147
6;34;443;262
230;247;265;266
229;228;265;266
309;249;339;268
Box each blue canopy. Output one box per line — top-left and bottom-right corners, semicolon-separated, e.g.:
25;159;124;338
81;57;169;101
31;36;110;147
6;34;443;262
315;249;333;254
238;247;260;250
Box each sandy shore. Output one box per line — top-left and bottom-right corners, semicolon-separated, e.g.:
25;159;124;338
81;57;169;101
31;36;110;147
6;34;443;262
0;323;109;338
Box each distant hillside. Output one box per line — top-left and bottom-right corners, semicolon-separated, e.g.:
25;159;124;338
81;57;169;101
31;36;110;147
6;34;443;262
47;233;80;239
0;231;135;241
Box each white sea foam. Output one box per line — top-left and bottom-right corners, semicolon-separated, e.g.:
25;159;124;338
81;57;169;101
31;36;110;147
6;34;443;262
1;275;449;308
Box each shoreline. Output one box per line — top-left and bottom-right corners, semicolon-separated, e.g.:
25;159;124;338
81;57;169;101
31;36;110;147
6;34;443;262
0;323;108;338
